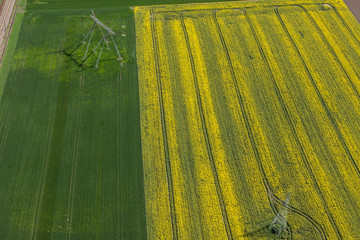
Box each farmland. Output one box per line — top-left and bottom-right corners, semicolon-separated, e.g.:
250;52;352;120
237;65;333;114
136;0;360;239
26;0;255;11
0;7;146;239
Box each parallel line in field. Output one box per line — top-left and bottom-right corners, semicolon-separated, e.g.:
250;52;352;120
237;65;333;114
31;20;68;239
294;6;360;172
150;8;178;239
13;23;45;238
3;16;40;238
276;3;360;232
324;4;360;44
211;10;295;239
244;8;341;239
0;17;35;222
279;0;360;214
212;9;327;240
244;7;341;239
0;15;36;163
180;11;233;239
299;5;360;106
65;73;84;240
117;67;123;240
63;22;83;239
161;13;206;239
213;10;328;240
212;8;276;214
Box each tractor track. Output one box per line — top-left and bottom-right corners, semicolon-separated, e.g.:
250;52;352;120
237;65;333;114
150;8;178;240
277;0;360;229
0;15;35;164
212;9;293;239
323;3;360;44
275;3;360;235
244;7;341;239
212;7;326;239
179;10;233;240
31;20;68;240
149;6;332;239
64;73;84;240
148;2;358;238
116;67;123;240
31;27;65;240
297;5;360;104
161;14;206;239
213;8;326;240
276;3;360;186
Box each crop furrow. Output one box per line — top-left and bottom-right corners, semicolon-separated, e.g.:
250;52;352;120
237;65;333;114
150;8;178;240
212;10;306;240
0;15;36;164
117;68;123;240
179;11;233;240
270;193;326;239
322;3;360;44
245;8;341;239
211;9;275;214
64;74;83;240
213;9;328;239
32;19;69;239
297;5;360;103
275;3;360;231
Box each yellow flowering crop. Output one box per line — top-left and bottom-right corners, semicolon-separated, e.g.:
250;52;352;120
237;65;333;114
135;0;360;239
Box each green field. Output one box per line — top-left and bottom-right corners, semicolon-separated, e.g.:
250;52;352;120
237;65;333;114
0;7;146;239
26;0;249;10
2;0;360;239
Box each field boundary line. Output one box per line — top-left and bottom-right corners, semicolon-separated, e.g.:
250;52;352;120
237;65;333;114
243;8;341;239
180;11;233;239
150;8;178;240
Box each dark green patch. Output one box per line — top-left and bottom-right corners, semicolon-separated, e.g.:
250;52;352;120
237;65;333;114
0;7;146;239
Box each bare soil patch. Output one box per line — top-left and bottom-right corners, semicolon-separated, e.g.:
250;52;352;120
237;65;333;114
344;0;360;22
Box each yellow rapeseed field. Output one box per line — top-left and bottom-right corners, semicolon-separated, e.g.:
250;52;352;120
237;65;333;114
135;0;360;239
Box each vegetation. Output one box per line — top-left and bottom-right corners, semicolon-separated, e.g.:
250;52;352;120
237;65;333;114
26;0;249;11
135;0;360;239
0;7;146;239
